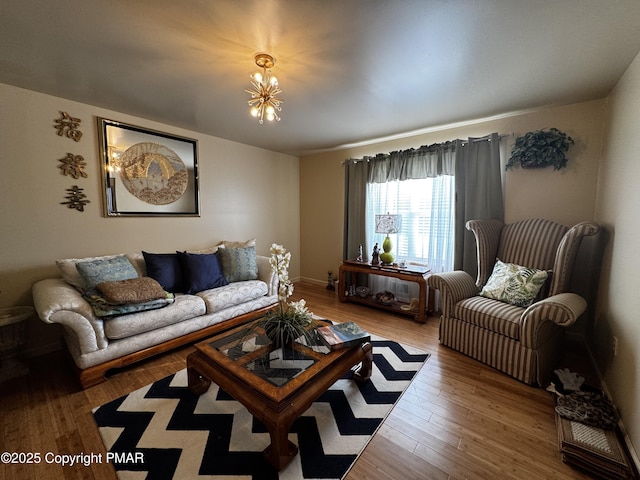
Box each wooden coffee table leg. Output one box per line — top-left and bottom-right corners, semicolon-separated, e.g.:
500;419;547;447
186;353;211;395
352;342;373;383
262;406;299;470
263;432;298;470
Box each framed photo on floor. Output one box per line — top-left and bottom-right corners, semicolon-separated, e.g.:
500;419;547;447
98;118;200;217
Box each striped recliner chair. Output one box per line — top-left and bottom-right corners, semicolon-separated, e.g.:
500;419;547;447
426;218;600;385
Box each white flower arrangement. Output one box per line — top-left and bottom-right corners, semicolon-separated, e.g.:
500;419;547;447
256;243;316;347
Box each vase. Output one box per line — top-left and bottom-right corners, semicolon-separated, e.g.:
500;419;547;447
263;322;296;350
380;235;394;264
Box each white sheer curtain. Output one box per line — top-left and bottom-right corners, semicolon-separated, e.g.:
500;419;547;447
365;176;455;273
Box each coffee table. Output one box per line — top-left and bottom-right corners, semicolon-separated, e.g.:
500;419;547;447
186;319;373;470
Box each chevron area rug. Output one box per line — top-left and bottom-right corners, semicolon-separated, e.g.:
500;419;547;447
92;338;429;480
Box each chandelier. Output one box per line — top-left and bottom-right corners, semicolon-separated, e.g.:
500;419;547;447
245;53;283;124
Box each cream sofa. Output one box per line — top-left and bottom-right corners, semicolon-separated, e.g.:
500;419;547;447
32;245;278;388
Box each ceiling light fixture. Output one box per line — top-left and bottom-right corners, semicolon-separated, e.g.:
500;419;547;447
245;53;283;124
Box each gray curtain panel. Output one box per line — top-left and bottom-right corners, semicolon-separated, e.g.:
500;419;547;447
343;158;369;260
453;133;504;280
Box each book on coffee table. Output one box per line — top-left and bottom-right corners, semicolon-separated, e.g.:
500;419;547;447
316;321;370;350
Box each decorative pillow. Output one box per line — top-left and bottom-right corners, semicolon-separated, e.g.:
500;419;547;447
75;255;139;294
191;245;221;255
142;251;184;293
217;246;259;283
96;277;169;305
57;254;122;290
177;251;228;294
217;238;257;249
479;259;548;307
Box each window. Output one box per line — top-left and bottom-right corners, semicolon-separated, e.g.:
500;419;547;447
365;176;455;273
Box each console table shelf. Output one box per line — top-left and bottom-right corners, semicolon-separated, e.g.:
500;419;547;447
338;260;434;324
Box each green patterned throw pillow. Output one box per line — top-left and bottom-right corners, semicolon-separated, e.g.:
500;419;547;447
75;255;139;294
480;259;548;307
217;246;259;282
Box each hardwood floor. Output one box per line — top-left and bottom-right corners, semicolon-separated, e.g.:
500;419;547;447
1;282;597;479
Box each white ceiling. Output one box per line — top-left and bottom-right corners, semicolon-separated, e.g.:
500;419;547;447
2;0;640;155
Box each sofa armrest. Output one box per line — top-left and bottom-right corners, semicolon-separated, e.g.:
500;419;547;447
32;278;108;351
520;293;587;348
256;255;277;296
33;278;93;322
427;271;479;318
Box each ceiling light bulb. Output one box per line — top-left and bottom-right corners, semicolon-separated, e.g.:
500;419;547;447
269;76;278;86
250;106;260;117
253;72;263;83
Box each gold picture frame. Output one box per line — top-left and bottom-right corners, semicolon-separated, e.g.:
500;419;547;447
98;118;200;217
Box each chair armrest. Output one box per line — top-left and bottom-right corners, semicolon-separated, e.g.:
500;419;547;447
256;255;277;296
520;293;587;348
427;271;479;318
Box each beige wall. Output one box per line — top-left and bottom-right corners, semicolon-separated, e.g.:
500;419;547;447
299;99;605;284
595;51;640;460
0;83;300;356
300;91;640;460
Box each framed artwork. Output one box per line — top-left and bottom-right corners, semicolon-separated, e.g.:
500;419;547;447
98;118;200;216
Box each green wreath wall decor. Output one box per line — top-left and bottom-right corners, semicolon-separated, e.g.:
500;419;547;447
506;128;574;171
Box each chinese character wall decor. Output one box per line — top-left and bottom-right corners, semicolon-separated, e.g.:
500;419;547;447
61;185;90;212
58;153;88;179
54;111;83;142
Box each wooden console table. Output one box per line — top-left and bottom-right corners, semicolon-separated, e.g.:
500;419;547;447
338;260;434;324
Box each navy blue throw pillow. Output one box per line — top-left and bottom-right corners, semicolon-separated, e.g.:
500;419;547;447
142;251;184;293
177;251;228;294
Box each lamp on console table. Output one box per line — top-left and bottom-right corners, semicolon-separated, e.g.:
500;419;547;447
375;213;402;265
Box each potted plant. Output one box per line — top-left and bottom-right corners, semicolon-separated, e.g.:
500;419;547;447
253;244;320;348
506;128;574;170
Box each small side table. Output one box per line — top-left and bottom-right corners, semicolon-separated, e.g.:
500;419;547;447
338;260;434;323
0;306;33;383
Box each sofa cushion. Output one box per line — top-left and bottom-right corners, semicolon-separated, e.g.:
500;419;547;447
96;277;169;305
177;251;228;294
197;280;268;314
142;251;184;293
217;246;259;282
480;259;548;307
103;294;206;340
75;255;139;294
453;296;523;340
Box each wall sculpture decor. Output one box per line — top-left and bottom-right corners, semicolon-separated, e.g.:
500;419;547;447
58;153;88;179
61;185;90;212
54;111;83;142
506;128;574;170
98;118;200;217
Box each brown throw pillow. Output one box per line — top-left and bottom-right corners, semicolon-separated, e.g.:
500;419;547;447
96;277;168;305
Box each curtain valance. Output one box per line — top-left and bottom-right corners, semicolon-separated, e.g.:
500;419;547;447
347;141;457;184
